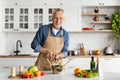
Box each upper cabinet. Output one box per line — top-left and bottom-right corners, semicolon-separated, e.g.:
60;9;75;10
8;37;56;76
100;0;120;6
3;0;31;32
2;0;81;32
81;0;100;6
2;0;120;32
60;5;81;31
59;0;78;5
81;0;120;6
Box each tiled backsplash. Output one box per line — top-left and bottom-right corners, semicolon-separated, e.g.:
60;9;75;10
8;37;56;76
5;32;119;55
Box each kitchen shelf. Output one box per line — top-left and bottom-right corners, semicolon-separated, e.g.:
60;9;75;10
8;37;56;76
82;13;108;16
81;30;113;32
91;21;111;24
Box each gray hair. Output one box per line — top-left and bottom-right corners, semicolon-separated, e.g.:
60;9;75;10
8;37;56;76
52;8;64;17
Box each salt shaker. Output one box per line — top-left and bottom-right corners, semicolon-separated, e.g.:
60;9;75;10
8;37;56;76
11;67;16;77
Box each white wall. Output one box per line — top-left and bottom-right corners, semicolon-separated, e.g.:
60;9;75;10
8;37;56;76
0;0;119;55
5;32;119;55
0;0;6;53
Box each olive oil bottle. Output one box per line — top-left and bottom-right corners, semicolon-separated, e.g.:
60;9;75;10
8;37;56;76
90;56;96;72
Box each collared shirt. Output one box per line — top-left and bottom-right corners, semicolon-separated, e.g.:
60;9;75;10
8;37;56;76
31;24;69;57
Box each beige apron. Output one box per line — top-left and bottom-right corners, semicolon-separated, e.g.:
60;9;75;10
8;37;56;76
35;28;64;70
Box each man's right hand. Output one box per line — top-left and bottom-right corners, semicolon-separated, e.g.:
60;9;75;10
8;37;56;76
40;48;55;60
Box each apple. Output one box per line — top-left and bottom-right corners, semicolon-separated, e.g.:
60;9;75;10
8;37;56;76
34;71;41;77
28;66;38;77
28;66;38;72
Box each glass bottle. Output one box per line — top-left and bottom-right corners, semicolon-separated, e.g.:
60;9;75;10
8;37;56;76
96;57;99;73
90;56;96;72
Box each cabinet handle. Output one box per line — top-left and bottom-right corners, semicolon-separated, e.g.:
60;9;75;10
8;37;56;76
24;66;29;68
44;3;47;5
15;3;17;5
3;66;11;68
104;58;111;60
60;3;63;5
102;3;104;5
99;3;104;5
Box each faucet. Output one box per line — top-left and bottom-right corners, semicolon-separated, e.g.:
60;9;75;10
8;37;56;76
14;40;22;55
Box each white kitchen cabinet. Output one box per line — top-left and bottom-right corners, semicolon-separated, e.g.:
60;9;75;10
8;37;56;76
2;0;81;32
59;0;78;5
2;0;31;6
81;0;120;6
81;0;100;6
60;5;81;31
0;58;37;69
63;58;90;70
31;6;60;31
3;0;32;32
100;58;120;73
100;0;120;6
64;57;120;73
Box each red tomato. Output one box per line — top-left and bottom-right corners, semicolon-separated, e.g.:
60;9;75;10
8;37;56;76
21;74;27;78
41;72;45;76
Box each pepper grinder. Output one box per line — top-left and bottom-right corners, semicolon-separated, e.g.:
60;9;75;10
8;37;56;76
19;65;24;75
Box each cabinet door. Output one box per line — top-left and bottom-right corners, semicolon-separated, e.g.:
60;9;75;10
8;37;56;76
100;0;120;6
4;6;17;32
100;58;120;73
60;5;81;31
2;0;18;6
63;58;90;70
0;58;37;69
42;0;58;6
81;0;100;6
82;0;120;6
3;6;30;32
59;0;78;5
44;6;60;24
17;7;30;32
30;7;44;31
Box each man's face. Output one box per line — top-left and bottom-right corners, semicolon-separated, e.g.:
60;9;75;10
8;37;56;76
52;11;65;30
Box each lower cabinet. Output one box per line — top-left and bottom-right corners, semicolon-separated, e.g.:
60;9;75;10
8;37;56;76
0;57;120;73
63;58;91;70
100;58;120;73
0;58;37;69
63;57;120;73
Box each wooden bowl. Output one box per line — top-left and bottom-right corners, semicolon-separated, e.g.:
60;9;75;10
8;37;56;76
92;50;101;55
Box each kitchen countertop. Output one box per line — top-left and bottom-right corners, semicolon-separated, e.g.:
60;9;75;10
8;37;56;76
0;55;120;58
0;68;120;80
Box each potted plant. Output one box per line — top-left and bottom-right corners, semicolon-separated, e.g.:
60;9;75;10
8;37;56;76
111;11;120;40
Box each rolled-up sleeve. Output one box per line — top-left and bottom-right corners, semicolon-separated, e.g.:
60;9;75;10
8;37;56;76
31;27;43;52
62;31;69;57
